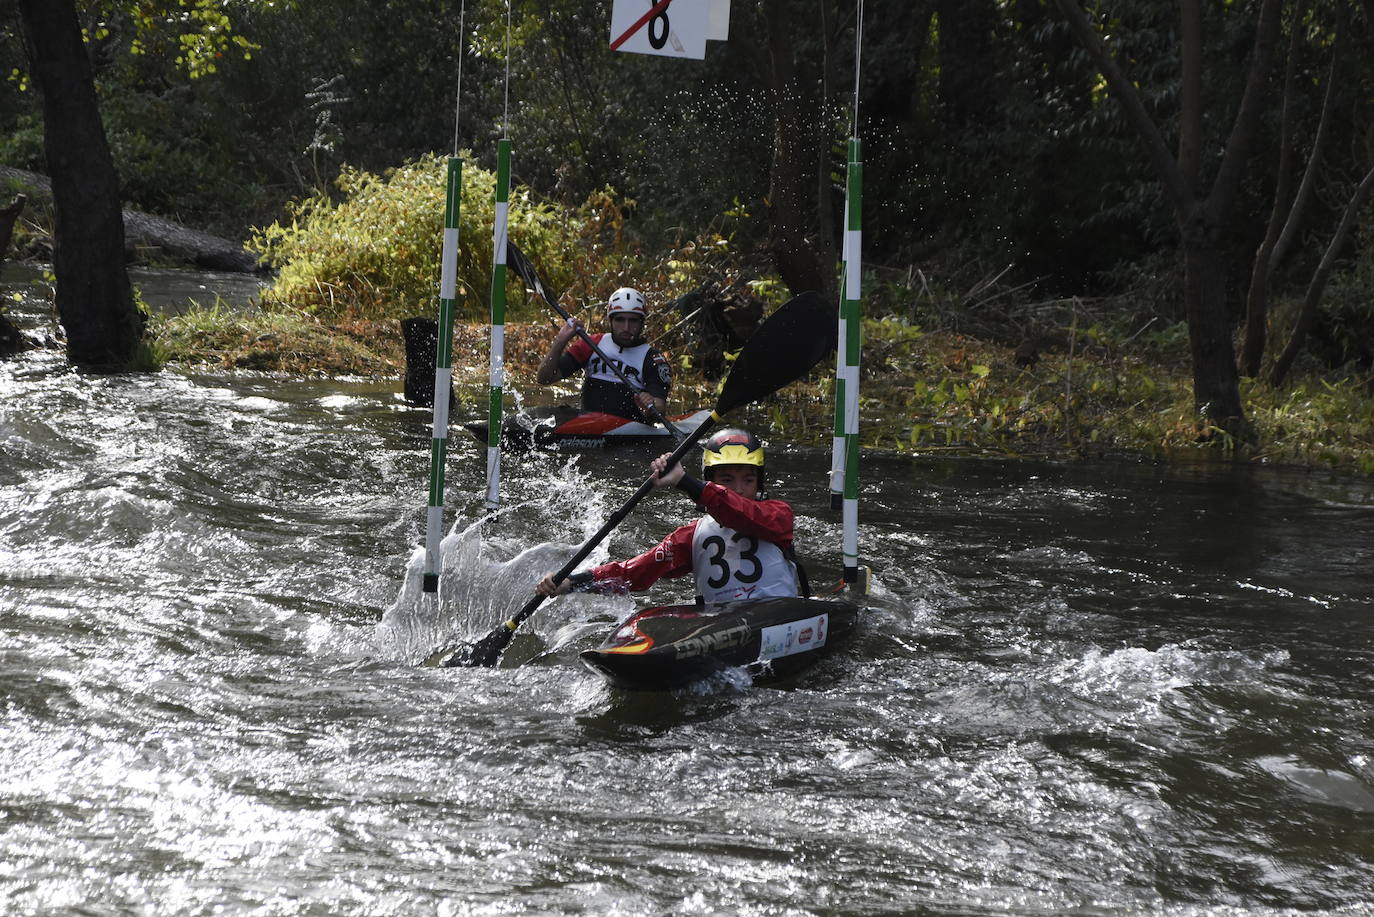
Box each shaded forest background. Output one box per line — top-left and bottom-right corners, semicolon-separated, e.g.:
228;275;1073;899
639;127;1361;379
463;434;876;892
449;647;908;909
3;0;1374;408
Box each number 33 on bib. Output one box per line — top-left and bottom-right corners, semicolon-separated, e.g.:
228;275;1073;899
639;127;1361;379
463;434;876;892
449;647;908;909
609;0;730;60
691;517;798;604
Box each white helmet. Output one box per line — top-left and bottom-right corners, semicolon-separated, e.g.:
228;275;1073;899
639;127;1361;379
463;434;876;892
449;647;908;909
606;287;647;318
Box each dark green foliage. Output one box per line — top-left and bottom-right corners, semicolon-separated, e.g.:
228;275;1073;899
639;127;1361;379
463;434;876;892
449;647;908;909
466;0;779;247
1306;201;1374;374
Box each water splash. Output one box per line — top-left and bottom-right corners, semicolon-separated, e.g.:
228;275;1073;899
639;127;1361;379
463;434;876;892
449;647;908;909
375;455;630;664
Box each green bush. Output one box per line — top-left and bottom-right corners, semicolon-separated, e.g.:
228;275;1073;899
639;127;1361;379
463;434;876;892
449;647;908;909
250;153;642;324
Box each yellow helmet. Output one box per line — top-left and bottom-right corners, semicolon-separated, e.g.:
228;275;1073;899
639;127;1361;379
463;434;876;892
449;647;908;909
701;428;765;478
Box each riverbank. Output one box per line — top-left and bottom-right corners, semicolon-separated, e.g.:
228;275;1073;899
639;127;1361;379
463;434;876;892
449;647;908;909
53;148;1359;479
147;304;1374;478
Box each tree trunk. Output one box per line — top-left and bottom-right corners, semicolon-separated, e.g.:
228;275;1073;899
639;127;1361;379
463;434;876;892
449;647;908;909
1052;0;1283;438
1181;210;1245;425
1240;2;1302;377
19;0;144;370
762;0;836;302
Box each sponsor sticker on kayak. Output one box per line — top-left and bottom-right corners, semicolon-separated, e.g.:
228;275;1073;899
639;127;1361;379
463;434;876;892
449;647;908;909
758;613;828;661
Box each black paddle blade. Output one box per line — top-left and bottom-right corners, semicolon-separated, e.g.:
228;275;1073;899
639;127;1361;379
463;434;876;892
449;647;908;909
506;240;558;305
441;625;515;668
716;291;837;415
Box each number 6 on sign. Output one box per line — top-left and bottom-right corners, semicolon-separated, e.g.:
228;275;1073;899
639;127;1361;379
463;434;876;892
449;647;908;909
610;0;710;59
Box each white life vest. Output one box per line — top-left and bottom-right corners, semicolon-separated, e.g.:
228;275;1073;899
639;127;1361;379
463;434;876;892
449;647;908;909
585;339;654;389
690;514;798;604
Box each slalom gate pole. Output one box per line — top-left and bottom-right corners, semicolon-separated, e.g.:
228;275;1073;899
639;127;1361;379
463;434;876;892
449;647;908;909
485;138;511;512
828;190;849;513
840;137;863;585
423;157;464;593
831;0;865;589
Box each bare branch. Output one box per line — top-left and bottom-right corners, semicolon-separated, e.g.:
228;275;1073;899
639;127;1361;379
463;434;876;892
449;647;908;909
1241;0;1311;376
1274;25;1344;267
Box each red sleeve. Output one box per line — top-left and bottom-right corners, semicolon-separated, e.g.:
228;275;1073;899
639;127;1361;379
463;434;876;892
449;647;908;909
588;521;698;593
564;335;596;366
699;484;794;549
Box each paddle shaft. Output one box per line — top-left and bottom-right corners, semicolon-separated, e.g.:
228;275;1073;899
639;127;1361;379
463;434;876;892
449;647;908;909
498;412;717;637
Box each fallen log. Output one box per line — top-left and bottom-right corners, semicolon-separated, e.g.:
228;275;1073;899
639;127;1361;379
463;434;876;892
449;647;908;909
0;165;264;273
122;209;263;273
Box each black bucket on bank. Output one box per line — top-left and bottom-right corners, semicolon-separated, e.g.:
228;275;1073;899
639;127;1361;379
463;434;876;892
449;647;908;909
400;316;455;408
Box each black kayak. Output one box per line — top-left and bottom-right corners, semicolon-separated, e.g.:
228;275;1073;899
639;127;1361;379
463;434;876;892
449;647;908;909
464;406;712;452
580;596;861;690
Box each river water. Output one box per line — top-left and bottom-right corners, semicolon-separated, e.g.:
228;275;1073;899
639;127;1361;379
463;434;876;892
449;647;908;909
3;272;1374;915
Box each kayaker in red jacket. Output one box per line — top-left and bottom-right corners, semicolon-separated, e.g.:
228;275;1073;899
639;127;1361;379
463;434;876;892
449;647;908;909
536;428;803;604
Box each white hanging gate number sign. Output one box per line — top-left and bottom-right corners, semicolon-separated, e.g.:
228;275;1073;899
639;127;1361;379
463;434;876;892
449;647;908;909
610;0;728;60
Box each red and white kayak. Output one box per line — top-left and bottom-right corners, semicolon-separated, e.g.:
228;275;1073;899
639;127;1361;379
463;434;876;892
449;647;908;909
580;596;861;690
465;406;712;452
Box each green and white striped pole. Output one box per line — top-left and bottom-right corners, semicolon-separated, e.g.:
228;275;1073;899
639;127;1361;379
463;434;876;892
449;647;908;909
831;137;863;584
831;1;866;589
485;138;511;512
423;156;464;593
828;186;849;513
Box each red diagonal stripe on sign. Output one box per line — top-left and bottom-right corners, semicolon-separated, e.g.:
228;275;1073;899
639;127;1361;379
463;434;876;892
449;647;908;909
610;0;675;51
